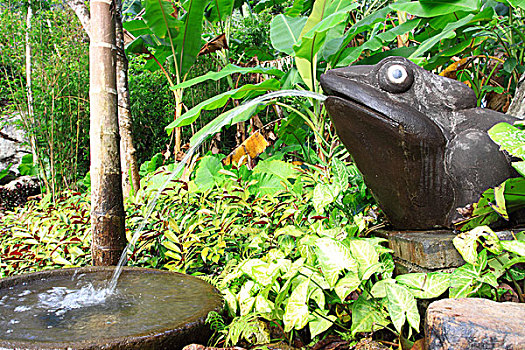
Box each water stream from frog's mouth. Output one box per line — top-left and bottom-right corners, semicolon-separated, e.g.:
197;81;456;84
7;90;327;322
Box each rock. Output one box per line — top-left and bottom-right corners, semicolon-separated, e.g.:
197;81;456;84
376;229;519;274
426;298;525;350
0;176;41;212
0;114;30;177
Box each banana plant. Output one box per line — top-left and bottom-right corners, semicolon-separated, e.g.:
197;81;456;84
124;0;217;155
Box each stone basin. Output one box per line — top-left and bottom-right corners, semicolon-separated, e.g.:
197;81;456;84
0;266;223;349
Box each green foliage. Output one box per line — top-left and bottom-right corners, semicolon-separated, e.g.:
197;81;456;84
0;164;12;182
229;10;276;61
125;149;376;274
0;191;92;278
452;226;525;302
0;1;90;193
18;154;38;176
215;227;452;344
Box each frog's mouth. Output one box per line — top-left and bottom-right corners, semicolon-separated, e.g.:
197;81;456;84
320;69;400;129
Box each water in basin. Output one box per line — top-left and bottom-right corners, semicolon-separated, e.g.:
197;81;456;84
0;269;221;343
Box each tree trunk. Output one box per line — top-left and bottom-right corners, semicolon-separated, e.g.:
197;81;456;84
65;0;140;198
90;0;126;266
66;0;91;36
508;73;525;119
25;4;34;122
115;0;140;197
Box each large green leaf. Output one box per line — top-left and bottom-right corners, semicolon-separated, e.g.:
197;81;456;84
206;0;234;22
295;0;330;90
409;14;475;58
193;155;225;191
501;240;525;257
293;7;356;61
370;278;396;298
123;19;153;37
335;12;421;67
253;159;300;182
508;0;525;10
166;79;280;131
309;309;337;338
251;173;288;196
346;239;379;279
283;278;310;332
312;183;339;214
331;6;390;66
449;251;488;298
174;0;207;75
391;0;480;17
488;122;525;159
351;295;389;336
453;226;502;264
334;271;361;301
315;237;358;287
396;272;450;299
171;64;284;90
143;0;182;42
285;0;310;17
385;284;420;334
270;14;308;56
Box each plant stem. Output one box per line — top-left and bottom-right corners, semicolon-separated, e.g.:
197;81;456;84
494;256;525;303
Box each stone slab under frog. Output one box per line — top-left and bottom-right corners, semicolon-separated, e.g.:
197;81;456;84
320;56;519;230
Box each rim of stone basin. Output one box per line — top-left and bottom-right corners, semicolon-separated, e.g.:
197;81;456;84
0;266;224;350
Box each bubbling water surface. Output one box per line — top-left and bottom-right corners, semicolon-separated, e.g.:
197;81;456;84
0;269;221;342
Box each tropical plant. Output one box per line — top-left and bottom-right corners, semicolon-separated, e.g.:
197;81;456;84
164;0;525;158
0;191;92;278
211;222;450;346
452;225;525;303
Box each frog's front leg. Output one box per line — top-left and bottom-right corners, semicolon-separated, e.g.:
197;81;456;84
445;129;516;222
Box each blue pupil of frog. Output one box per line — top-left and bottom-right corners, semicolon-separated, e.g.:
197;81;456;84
392;69;403;79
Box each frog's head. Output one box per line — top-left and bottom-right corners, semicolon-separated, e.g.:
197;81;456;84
320;56;477;137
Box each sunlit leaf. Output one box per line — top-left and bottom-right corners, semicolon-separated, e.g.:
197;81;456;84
391;0;480;17
386;283;420;334
166;79;280;132
396;272;450;299
315;237;358;287
309;308;336;338
171;64;284;90
283;278;310;332
334;271;361;301
501;240;525;257
351;295;389;336
346;239;379;279
270;14;308;55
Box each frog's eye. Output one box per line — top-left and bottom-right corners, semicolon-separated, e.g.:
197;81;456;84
387;65;407;84
379;62;414;93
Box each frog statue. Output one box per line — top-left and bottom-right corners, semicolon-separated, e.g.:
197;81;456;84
320;56;519;230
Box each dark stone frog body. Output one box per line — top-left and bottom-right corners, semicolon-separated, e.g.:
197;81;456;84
320;56;518;229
